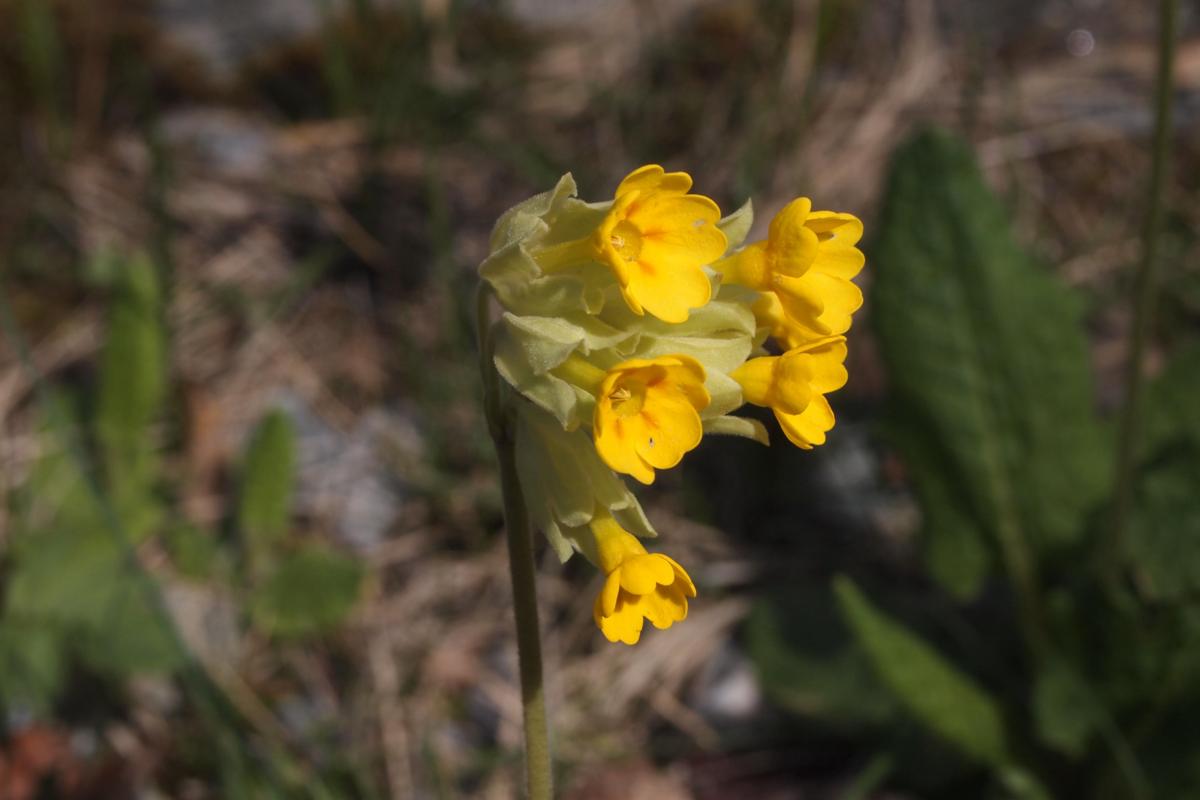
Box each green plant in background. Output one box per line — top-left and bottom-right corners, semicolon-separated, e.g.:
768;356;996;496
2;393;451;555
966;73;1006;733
750;108;1199;797
2;258;181;713
0;256;367;796
238;409;297;567
97;254;168;541
237;410;365;639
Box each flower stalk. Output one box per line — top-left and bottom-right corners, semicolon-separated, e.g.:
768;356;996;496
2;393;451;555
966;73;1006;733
477;285;553;800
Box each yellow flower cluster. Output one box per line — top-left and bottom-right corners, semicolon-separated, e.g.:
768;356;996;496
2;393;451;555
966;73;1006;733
480;166;864;644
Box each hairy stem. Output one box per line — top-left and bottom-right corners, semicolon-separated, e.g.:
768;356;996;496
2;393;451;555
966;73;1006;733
476;284;553;799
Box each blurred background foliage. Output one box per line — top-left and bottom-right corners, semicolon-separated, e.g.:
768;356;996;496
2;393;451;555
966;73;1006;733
1;0;1199;798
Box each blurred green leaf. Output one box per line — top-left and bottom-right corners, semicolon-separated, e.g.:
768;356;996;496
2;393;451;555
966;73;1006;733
97;254;165;448
7;520;184;674
871;129;1109;598
6;398;184;680
0;620;65;714
167;523;225;580
238;410;297;573
1144;345;1200;457
79;581;186;675
1127;446;1200;601
1032;660;1100;758
888;422;993;599
998;766;1055;800
834;576;1010;765
97;254;166;540
747;588;896;729
251;544;363;638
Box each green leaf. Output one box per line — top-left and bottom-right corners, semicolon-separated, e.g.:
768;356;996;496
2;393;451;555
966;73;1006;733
7;522;185;674
871;129;1109;597
747;589;896;729
0;620;65;714
1127;346;1200;602
834;576;1010;765
887;418;992;600
1032;660;1101;757
251;544;363;638
1127;446;1200;601
6;400;184;680
166;524;224;581
96;254;166;540
238;410;297;572
998;766;1055;800
97;254;165;452
1144;345;1200;457
77;581;186;675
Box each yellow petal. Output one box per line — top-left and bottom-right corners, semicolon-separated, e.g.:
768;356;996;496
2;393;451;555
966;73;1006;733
660;356;710;411
773;273;829;333
768;353;815;415
619;553;676;594
803;271;864;335
768;197;812;244
805;210;864;246
799;338;850;393
717;243;771;289
730;356;777;407
662;556;697;597
622;251;713;323
776;394;836;449
600;570;622;616
594;411;657;484
633;392;703;469
617;164;692;199
812;243;866;280
599;597;646;645
592;191;643;288
767;198;819;276
634;193;722;235
640;583;689;629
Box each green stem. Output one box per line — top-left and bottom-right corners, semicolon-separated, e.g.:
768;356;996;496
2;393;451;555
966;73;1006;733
476;284;553;799
1109;0;1179;578
496;431;553;800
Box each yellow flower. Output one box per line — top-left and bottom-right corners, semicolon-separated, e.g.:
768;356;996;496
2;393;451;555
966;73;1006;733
591;354;710;485
717;198;865;342
536;165;727;323
731;336;848;449
586;513;695;645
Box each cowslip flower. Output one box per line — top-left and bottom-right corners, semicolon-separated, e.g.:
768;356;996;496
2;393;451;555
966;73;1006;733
552;353;710;484
532;165;727;323
716;198;865;345
479;168;864;644
732;336;849;449
577;511;695;645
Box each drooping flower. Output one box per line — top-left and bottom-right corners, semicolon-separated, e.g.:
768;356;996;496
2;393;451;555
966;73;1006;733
731;336;848;449
534;166;727;323
585;354;710;485
716;198;865;344
578;512;696;645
